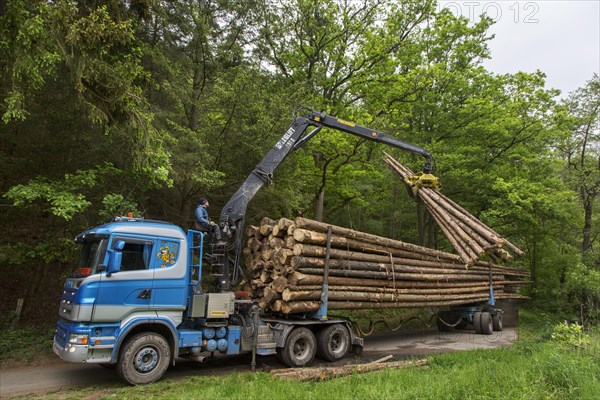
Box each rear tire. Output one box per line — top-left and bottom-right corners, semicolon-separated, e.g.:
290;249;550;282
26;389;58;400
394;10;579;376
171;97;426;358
473;312;482;334
317;324;350;362
279;327;316;367
480;312;493;335
116;333;171;385
492;312;503;332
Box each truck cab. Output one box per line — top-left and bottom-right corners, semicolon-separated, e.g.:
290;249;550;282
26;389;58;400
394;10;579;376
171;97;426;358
54;218;189;365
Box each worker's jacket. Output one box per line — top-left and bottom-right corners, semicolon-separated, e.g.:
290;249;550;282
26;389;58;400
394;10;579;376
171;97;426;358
194;205;210;230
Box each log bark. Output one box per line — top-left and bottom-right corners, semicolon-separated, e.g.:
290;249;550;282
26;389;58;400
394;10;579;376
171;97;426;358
261;246;273;261
272;224;286;238
261;217;276;226
272;276;288;293
293;243;455;264
287;271;499;288
277;218;295;231
246;225;258;238
269;237;286;251
383;153;525;260
249;238;262;252
259;224;273;236
245;212;529;314
272;358;428;381
296;267;503;282
284;285;494;294
289;255;525;277
294;218;462;261
282;288;492;302
275;248;294;265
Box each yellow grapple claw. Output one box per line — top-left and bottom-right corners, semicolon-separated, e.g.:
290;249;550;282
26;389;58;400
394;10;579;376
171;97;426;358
404;173;441;195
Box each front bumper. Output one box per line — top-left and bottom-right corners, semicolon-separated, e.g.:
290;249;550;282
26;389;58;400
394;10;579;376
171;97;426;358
53;340;89;363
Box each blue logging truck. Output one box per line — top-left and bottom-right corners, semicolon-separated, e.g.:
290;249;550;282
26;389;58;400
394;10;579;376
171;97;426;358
53;108;442;385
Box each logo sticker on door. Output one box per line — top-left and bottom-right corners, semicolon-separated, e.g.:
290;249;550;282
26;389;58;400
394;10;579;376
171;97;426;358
156;241;179;268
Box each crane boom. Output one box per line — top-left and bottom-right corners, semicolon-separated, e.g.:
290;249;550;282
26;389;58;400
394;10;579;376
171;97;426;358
214;107;434;291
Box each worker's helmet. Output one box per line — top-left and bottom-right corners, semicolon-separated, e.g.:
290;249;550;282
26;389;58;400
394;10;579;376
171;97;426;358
198;197;208;205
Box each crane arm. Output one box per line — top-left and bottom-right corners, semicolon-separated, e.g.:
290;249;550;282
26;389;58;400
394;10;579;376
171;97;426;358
215;107;434;291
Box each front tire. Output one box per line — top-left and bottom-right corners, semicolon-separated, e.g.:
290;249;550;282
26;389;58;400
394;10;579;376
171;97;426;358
317;324;350;362
279;327;316;367
117;333;171;385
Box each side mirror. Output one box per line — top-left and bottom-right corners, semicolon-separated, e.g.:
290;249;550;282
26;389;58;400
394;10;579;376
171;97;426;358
106;240;125;276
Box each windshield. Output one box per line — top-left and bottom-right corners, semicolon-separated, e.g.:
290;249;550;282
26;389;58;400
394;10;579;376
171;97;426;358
70;238;109;278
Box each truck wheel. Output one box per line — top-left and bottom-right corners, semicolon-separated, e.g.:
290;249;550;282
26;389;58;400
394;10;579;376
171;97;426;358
473;312;482;334
317;324;350;362
480;312;493;335
279;327;316;368
492;312;503;332
116;333;171;385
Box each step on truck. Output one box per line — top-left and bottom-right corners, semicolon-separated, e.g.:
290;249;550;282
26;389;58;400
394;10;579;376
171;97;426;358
52;107;486;385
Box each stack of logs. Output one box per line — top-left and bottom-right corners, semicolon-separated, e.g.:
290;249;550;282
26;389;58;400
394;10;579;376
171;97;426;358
241;217;529;315
384;151;525;266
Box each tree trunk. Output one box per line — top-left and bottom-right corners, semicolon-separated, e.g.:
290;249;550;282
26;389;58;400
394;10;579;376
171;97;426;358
582;190;594;253
314;187;325;222
427;213;437;249
417;202;426;246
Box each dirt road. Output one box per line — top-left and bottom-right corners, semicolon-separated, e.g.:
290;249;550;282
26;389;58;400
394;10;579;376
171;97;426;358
0;328;516;398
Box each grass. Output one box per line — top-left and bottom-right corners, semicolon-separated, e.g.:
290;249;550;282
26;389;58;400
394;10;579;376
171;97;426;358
7;306;599;400
0;325;55;367
22;341;600;400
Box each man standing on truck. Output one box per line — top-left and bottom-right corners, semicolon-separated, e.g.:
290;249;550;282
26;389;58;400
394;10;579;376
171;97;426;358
195;197;223;243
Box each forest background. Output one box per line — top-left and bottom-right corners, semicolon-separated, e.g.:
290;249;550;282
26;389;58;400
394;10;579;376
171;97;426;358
0;0;598;327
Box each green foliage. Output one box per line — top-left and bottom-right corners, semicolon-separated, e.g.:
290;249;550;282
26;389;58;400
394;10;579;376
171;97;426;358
0;237;76;268
5;180;91;221
3;165;119;221
0;326;55;365
562;262;600;321
0;0;60;122
99;194;139;220
0;0;599;324
551;322;592;349
1;0;172;185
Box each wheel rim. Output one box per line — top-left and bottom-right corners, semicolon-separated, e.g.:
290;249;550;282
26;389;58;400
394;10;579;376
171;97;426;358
331;333;342;351
330;332;346;355
293;338;309;360
134;346;159;373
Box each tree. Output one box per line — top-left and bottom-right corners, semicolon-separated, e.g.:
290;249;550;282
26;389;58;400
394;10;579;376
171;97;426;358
0;0;168;323
560;74;600;255
257;0;436;220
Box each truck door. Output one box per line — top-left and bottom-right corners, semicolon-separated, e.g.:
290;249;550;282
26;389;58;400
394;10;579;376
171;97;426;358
92;236;155;322
151;239;187;314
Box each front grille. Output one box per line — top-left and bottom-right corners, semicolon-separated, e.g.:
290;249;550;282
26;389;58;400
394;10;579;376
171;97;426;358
54;320;69;346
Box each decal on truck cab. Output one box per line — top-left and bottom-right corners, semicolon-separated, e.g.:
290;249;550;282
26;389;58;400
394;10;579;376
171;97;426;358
156;241;179;268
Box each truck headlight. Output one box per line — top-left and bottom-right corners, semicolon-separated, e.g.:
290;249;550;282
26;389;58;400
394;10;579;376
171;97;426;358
68;334;88;345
